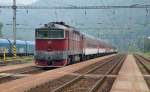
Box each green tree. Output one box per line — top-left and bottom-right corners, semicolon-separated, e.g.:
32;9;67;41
0;22;3;37
144;38;150;52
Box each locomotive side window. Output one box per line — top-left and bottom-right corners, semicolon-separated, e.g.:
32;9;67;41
36;30;48;38
49;30;64;39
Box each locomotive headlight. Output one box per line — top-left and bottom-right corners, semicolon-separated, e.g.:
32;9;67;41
48;41;51;44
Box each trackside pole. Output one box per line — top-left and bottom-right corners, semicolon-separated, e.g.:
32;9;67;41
12;0;17;60
13;45;17;59
3;48;7;63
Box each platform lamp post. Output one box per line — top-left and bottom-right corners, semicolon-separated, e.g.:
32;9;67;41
12;0;17;59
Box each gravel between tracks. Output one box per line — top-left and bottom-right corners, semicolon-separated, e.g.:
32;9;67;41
0;76;20;84
145;77;150;89
73;56;115;74
28;75;77;92
0;66;47;84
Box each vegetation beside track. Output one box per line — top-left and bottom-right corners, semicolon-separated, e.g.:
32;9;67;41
0;56;34;65
144;52;150;57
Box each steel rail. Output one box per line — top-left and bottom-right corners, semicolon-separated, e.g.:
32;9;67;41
137;54;150;63
134;55;150;74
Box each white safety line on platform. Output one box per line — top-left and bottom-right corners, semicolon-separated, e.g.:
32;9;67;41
0;73;31;77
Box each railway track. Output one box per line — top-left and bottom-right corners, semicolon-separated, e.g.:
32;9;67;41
27;54;126;92
134;54;150;89
73;55;117;74
134;54;150;74
0;66;46;84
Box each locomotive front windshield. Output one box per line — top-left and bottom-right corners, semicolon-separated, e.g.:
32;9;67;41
36;29;65;39
49;30;64;38
37;31;48;38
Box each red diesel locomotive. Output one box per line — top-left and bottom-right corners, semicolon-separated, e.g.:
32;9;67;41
35;22;117;67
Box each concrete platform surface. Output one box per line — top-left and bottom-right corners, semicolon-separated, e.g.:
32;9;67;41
0;63;34;73
110;55;149;92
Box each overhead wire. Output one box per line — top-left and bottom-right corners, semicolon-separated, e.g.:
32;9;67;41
1;5;150;9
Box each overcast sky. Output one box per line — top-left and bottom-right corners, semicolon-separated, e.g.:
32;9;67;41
0;0;150;6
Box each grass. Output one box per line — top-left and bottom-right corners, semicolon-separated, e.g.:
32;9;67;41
144;52;150;57
144;52;150;55
134;51;150;58
0;56;34;64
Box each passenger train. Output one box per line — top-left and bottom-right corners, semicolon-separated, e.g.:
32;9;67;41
35;22;117;67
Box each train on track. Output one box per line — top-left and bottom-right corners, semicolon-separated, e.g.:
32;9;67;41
0;39;35;56
35;22;117;67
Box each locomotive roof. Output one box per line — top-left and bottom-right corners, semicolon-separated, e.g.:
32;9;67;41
36;22;81;34
37;22;72;30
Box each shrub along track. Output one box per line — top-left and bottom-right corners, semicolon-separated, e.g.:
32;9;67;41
0;58;33;66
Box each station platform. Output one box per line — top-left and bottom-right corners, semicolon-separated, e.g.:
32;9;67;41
110;55;149;92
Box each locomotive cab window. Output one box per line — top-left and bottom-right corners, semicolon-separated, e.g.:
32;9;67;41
49;30;64;39
36;29;65;39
